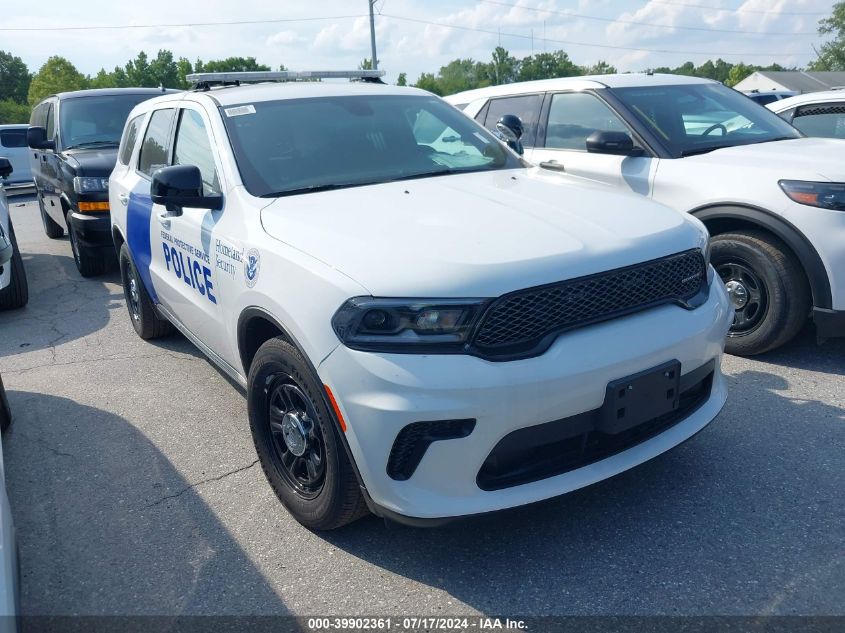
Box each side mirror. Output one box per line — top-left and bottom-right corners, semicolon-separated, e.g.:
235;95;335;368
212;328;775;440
27;126;55;151
495;114;525;155
0;158;12;179
151;165;222;216
585;130;642;156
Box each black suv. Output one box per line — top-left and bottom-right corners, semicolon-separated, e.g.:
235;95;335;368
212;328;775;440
28;88;174;276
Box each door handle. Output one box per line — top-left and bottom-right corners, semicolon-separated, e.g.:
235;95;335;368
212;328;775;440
157;213;171;230
118;193;128;206
539;160;565;172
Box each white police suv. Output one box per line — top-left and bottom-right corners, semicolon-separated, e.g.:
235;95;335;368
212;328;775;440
0;157;28;311
110;71;732;529
447;74;845;356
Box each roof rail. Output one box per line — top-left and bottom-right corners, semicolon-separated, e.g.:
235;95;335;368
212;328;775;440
186;70;386;90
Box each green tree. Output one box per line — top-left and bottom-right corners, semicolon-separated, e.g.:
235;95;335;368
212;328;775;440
28;56;87;105
0;51;31;104
414;72;442;95
396;72;407;86
583;60;617;75
517;50;580;81
726;62;754;87
195;57;270;73
809;1;845;70
490;46;517;85
0;99;30;124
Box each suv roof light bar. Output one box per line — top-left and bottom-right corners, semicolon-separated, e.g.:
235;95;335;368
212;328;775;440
187;70;386;90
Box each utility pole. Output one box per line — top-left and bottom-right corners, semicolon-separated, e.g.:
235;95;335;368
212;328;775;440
368;0;379;70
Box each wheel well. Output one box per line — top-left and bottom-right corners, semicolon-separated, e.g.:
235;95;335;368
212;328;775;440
239;314;291;376
112;227;125;255
701;216;814;302
59;198;70;228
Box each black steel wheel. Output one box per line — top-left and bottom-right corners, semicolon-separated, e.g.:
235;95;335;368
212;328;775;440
717;260;768;335
247;337;367;529
118;243;172;339
265;375;326;499
711;231;809;356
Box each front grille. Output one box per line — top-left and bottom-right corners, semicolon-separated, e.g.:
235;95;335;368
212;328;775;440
476;360;715;491
472;250;706;358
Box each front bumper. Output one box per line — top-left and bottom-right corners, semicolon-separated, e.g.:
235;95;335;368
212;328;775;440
318;277;733;521
68;211;113;254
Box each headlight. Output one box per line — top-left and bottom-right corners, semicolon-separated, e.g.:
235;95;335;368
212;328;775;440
73;176;109;194
779;180;845;211
332;297;490;353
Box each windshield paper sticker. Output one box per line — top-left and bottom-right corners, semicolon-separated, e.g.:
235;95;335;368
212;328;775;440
224;105;256;117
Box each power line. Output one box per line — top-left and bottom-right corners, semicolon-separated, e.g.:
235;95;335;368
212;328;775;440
0;13;366;32
648;0;828;16
474;0;819;36
380;12;808;58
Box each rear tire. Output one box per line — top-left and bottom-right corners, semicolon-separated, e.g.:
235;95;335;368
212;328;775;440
247;337;367;530
0;222;29;311
119;243;172;339
67;211;106;277
0;374;11;433
39;196;64;239
711;230;809;356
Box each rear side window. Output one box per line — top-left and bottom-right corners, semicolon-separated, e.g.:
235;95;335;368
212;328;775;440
792;103;845;139
0;129;27;148
483;95;543;147
138;108;175;177
173;109;220;194
118;115;144;166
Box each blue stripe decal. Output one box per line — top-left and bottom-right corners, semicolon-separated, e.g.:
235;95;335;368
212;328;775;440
126;191;158;303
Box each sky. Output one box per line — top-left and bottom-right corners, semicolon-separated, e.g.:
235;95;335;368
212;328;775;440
0;0;837;84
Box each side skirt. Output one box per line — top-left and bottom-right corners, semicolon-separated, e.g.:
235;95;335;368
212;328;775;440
155;303;248;389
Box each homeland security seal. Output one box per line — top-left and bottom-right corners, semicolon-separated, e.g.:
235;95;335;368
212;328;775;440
244;248;261;288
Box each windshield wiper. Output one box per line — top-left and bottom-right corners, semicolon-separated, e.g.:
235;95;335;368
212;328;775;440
680;146;725;157
65;140;119;150
261;183;366;198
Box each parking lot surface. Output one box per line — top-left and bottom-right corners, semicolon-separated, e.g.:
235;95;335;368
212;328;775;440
0;196;842;616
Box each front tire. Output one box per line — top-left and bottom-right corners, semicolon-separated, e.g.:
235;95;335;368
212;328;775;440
67;211;106;277
0;222;29;311
39;196;64;239
711;230;809;356
119;243;172;339
247;338;367;530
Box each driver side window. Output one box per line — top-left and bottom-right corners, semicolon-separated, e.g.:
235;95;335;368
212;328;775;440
544;92;629;151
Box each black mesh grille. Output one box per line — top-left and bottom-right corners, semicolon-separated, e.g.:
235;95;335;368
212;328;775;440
472;250;706;356
387;419;476;481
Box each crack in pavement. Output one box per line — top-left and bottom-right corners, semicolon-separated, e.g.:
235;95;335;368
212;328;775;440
141;459;260;510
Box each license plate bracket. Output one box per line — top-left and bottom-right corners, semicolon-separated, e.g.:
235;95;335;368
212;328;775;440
599;360;682;434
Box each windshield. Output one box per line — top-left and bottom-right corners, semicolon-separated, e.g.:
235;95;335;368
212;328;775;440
60;94;155;150
610;83;801;157
221;94;521;197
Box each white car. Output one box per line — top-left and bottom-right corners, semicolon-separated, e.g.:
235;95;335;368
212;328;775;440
110;71;731;528
0;158;28;311
446;74;845;356
766;90;845;140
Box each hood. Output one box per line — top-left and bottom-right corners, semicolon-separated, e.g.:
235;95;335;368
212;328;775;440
260;169;706;297
681;138;845;181
62;146;119;176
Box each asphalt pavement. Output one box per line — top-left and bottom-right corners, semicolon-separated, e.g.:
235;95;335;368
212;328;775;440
0;196;842;617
